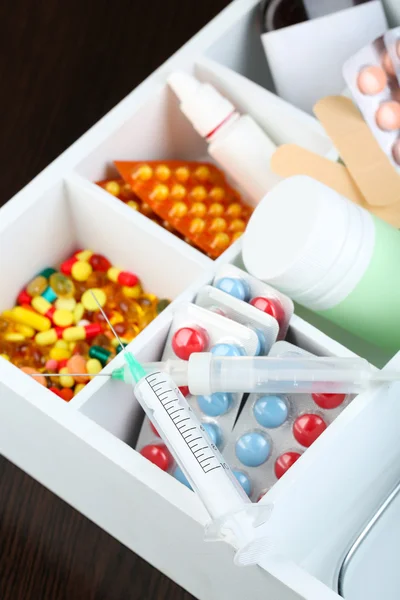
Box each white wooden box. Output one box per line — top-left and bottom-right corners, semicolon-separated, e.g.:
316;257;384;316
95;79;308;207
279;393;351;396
0;1;398;599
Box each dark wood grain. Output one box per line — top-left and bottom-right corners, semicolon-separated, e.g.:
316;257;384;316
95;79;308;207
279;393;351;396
0;1;231;598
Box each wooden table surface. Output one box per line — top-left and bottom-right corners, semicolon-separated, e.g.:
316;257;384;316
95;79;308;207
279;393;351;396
0;1;231;598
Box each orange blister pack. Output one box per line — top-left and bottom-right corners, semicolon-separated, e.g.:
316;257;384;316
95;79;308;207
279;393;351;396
114;161;253;258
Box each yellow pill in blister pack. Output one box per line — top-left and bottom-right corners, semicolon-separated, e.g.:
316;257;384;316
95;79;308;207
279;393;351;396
105;181;121;196
194;165;211;181
170;184;186;200
189;218;205;234
133;164;153;181
232;231;243;242
229;218;246;232
226;203;242;217
175;166;190;182
190;186;207;201
211;232;230;249
210;217;227;232
150;184;169;201
208;203;224;217
209;187;225;201
189;202;206;217
169;202;188;218
155;165;171;181
127;200;139;211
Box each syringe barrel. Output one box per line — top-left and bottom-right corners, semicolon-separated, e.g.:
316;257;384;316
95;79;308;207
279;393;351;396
134;371;250;519
188;354;373;395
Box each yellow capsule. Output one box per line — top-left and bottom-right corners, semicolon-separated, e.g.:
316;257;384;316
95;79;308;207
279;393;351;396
209;187;225;201
122;284;142;299
150;184;169;201
208;203;224;217
194;165;211;181
229;218;246;232
75;250;93;262
210;217;227;232
53;309;74;328
105;181;121;196
50;347;71;361
4;333;25;342
211;232;230;249
31;296;52;315
226;203;242;217
15;324;35;338
170;184;186;200
26;275;48;297
169;202;188;218
62;326;86;342
55;297;76;312
71;261;93;282
190;186;207;201
232;231;243;242
0;354;10;361
35;329;58;345
189;218;205;234
11;307;51;332
175;166;190;182
109;311;124;325
81;288;107;311
127;200;139;211
74;383;86;396
73;303;84;324
55;339;69;350
189;202;206;217
86;358;102;375
133;164;153;181
107;267;120;283
59;367;75;388
155;164;171;181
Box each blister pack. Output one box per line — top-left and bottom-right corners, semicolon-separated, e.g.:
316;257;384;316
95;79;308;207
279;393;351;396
222;341;353;501
385;27;400;84
195;285;279;355
212;265;294;340
343;35;400;170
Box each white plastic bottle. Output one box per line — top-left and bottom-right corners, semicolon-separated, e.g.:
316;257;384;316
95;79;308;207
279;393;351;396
167;72;281;206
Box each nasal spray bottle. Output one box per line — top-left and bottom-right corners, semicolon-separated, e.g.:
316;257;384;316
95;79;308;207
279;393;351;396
168;72;281;206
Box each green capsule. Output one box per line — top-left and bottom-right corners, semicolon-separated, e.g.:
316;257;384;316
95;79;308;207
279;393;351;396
156;298;171;314
116;342;128;354
89;345;111;365
38;267;57;279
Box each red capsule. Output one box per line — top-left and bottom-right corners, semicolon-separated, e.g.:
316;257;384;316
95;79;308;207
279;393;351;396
17;289;32;305
274;451;301;479
293;414;327;448
89;254;112;272
60;256;78;275
312;392;346;410
140;444;172;471
84;323;103;339
118;271;138;287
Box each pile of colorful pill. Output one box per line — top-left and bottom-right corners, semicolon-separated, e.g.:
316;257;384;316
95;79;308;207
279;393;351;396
111;161;253;258
0;250;170;401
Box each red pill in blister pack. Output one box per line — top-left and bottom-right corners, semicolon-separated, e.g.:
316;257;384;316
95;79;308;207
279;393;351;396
221;341;354;502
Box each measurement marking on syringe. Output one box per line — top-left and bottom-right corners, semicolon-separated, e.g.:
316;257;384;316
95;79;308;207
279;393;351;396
145;374;222;474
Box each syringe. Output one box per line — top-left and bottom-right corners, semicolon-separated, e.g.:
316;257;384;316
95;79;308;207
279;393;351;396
112;354;399;395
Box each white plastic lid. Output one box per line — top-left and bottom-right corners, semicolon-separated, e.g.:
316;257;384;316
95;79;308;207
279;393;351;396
168;72;235;138
242;176;374;311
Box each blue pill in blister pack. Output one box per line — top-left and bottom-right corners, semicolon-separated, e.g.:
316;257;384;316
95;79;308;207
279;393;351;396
233;470;252;496
253;395;288;428
253;328;266;356
210;343;245;357
235;432;271;467
173;466;192;489
215;277;250;301
197;392;233;417
202;421;222;448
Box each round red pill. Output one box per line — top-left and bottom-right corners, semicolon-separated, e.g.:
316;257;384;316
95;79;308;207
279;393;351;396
60;256;78;275
249;296;285;326
90;253;112;272
140;444;171;471
293;414;327;447
17;289;32;305
171;326;209;360
118;271;138;287
179;386;190;397
312;392;346;410
274;451;301;479
150;421;160;437
58;388;74;402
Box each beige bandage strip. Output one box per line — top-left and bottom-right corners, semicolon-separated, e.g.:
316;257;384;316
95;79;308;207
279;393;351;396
314;96;400;207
